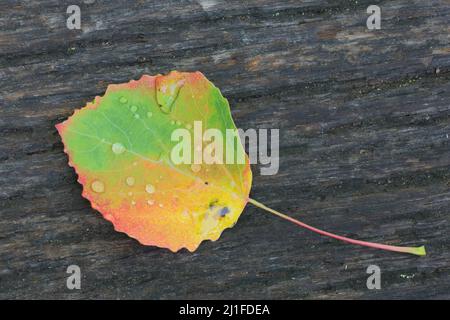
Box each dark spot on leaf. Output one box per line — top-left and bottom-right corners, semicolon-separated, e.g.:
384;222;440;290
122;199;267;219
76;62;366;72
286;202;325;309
209;199;218;209
219;207;230;217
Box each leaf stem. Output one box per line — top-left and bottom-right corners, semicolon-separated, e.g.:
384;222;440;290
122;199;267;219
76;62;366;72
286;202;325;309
248;198;426;256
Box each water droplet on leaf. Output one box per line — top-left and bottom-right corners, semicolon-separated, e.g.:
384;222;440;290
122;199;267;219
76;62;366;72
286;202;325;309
145;184;155;194
126;177;135;186
156;75;185;114
91;180;105;193
119;97;128;104
112;142;125;154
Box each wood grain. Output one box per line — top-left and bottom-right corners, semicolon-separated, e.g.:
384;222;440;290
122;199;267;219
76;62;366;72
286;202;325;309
0;0;449;299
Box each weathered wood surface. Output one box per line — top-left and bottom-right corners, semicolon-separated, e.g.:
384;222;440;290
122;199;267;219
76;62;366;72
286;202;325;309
1;0;449;299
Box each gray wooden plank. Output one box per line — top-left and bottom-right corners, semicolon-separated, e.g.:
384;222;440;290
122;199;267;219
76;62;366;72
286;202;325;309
0;0;449;299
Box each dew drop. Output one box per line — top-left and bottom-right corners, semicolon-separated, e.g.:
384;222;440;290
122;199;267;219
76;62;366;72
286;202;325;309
171;120;175;125
176;120;182;126
126;177;135;186
186;123;192;130
147;111;153;118
156;78;185;114
130;105;138;112
91;180;104;193
131;200;136;206
134;114;140;119
145;184;155;194
119;97;128;104
159;203;164;208
112;142;125;154
147;200;154;206
191;164;201;173
128;191;133;196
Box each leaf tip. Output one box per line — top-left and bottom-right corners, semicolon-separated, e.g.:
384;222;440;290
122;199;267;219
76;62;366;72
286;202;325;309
55;121;65;135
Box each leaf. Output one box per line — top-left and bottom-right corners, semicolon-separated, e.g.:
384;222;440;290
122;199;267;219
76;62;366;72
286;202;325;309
58;71;425;256
56;71;252;252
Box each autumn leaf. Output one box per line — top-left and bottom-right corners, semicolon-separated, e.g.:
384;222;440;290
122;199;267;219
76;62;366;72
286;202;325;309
57;71;251;252
57;71;425;256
